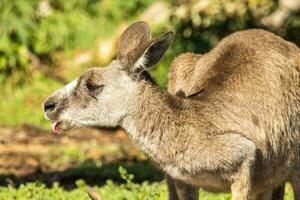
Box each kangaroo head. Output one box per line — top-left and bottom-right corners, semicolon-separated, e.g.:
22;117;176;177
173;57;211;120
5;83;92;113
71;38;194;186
44;21;174;134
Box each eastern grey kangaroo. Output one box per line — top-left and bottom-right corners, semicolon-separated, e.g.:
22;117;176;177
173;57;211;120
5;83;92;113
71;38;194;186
44;21;300;200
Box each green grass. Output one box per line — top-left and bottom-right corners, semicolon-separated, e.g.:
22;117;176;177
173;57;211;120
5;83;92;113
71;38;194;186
0;180;294;200
0;181;167;200
0;179;228;200
0;166;295;200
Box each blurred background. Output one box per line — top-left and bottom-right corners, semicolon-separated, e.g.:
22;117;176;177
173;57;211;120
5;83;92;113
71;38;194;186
0;0;299;199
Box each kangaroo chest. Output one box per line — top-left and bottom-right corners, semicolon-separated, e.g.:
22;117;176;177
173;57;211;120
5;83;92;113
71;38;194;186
164;164;231;192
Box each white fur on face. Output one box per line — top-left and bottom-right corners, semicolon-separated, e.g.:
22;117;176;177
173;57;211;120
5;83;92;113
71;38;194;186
58;63;139;129
64;79;78;95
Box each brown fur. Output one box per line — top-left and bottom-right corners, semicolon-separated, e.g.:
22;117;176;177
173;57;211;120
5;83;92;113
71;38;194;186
44;22;300;200
167;50;290;200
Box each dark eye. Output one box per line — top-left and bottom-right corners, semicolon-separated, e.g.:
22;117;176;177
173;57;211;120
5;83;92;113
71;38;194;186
86;81;104;92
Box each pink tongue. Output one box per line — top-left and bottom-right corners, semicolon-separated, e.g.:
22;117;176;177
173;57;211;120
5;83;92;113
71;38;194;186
51;122;60;134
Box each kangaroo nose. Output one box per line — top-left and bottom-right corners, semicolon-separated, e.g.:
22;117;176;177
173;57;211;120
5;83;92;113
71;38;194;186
44;100;56;112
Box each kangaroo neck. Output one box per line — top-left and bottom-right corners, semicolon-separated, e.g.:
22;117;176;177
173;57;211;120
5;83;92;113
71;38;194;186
122;80;184;164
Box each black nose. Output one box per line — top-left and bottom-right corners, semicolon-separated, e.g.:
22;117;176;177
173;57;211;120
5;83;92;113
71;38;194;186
44;100;56;112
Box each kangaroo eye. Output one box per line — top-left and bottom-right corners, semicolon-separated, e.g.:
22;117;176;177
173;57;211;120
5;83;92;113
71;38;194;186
86;81;104;92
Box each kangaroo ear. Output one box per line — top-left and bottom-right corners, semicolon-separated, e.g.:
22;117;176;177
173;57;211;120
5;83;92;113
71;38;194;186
117;21;174;74
134;31;174;72
117;21;152;68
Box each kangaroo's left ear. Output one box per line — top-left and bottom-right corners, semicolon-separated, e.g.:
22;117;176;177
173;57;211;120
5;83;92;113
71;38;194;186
134;31;174;72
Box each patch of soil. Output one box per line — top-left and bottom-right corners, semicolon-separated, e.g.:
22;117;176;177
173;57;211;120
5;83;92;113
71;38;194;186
0;124;159;187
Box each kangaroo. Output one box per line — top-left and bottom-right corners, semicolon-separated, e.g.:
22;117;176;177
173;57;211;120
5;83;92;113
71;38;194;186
44;21;300;200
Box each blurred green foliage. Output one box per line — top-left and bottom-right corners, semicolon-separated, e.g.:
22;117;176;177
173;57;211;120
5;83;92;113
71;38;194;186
1;0;300;85
170;0;300;54
0;0;153;83
0;72;62;126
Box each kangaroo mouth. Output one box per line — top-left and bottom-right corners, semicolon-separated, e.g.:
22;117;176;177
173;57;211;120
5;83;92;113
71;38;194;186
51;121;62;134
50;120;77;135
